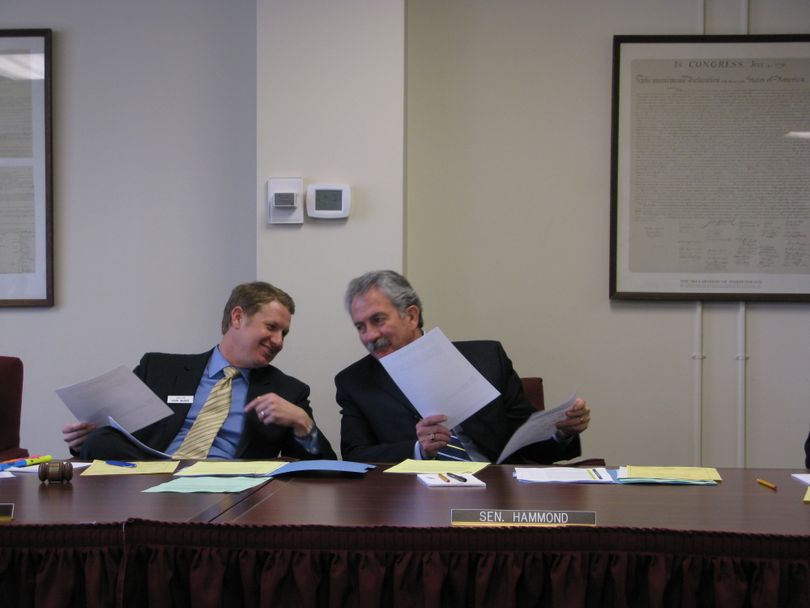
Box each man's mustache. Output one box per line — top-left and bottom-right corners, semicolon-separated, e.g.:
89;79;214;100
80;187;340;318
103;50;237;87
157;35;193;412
367;337;391;353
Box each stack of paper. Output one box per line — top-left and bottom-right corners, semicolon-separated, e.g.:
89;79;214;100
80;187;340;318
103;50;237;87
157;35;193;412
514;467;613;483
617;466;722;485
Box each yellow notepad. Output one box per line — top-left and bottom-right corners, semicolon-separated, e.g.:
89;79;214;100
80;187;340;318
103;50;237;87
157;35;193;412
81;460;179;475
625;466;722;482
384;459;488;475
175;461;285;476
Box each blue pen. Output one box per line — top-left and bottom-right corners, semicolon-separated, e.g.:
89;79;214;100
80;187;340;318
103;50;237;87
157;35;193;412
106;460;136;468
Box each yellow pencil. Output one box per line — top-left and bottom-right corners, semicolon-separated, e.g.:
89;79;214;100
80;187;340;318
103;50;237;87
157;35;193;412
756;478;777;491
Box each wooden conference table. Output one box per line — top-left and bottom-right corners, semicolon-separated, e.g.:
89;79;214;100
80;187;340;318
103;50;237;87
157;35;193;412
1;464;808;607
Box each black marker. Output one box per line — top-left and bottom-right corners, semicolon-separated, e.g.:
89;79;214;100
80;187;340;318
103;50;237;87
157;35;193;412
446;472;467;483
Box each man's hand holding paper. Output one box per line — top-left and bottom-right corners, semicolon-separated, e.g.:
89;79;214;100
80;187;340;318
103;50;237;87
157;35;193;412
57;366;174;455
379;328;500;429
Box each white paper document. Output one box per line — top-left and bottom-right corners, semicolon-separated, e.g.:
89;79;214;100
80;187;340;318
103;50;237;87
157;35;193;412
379;327;500;430
417;473;486;487
791;473;810;485
496;394;577;464
514;466;613;484
56;366;173;433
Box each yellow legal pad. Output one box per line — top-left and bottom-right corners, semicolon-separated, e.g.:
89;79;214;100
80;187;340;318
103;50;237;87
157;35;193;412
625;466;722;482
174;461;285;476
804;487;810;503
384;459;489;475
82;460;179;475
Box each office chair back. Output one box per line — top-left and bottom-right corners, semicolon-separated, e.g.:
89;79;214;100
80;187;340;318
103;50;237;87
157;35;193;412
0;356;28;461
520;375;605;467
520;376;545;411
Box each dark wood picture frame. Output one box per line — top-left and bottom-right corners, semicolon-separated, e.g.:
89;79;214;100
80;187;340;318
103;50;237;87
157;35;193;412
0;29;53;307
610;34;810;301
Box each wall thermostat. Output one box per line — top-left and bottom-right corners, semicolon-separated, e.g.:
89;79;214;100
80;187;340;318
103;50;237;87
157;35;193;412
306;184;351;219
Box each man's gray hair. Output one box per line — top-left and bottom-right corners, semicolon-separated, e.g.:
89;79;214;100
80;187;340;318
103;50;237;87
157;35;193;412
344;270;424;329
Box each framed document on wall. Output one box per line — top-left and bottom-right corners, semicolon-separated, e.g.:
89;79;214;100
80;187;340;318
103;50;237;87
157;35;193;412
610;34;810;301
0;29;52;307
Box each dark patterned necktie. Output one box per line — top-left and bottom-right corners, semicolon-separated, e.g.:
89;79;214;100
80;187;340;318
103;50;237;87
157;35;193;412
436;432;472;461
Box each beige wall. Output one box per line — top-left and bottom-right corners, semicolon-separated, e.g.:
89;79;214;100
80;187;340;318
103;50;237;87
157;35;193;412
255;0;405;452
1;0;257;457
406;0;810;467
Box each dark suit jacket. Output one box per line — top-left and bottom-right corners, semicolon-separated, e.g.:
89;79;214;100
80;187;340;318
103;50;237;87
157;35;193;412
80;350;335;460
336;340;581;464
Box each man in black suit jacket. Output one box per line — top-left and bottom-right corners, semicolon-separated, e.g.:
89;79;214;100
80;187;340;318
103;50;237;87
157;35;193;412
336;270;590;463
63;282;335;460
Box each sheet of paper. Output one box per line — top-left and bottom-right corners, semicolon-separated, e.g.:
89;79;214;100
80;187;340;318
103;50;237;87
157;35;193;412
791;473;810;485
514;467;614;483
805;487;810;503
81;460;178;476
384;459;488;475
55;366;173;432
176;461;286;476
379;327;500;429
108;417;171;459
12;462;92;475
143;476;268;493
496;394;576;464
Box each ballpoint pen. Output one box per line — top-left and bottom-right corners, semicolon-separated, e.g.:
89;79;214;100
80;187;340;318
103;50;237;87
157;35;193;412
446;472;467;483
106;461;137;468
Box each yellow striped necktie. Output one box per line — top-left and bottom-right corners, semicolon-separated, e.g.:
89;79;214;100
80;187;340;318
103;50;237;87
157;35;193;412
172;366;239;459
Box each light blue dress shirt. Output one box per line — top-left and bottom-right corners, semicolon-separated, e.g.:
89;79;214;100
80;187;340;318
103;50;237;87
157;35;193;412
166;346;321;458
166;346;247;459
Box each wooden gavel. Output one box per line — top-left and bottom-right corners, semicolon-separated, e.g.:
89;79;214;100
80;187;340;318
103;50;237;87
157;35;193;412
38;460;74;483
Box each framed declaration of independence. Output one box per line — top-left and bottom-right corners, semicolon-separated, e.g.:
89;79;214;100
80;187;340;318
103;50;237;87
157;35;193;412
610;34;810;301
0;29;52;307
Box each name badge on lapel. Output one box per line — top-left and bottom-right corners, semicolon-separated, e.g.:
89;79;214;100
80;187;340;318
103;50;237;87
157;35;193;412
167;395;194;404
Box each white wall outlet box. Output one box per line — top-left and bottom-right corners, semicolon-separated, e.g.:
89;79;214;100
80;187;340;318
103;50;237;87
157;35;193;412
267;177;304;224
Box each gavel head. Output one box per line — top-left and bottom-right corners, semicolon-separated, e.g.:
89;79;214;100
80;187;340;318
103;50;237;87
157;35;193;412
38;460;74;483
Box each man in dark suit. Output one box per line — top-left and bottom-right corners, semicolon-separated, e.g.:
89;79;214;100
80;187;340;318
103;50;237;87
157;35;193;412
336;270;590;463
62;281;335;460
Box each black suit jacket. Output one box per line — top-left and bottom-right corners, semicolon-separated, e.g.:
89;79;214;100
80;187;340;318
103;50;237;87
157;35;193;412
336;340;581;464
80;350;335;460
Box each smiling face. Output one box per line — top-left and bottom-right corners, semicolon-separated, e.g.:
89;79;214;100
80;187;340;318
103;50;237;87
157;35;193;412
221;299;291;368
350;287;422;359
